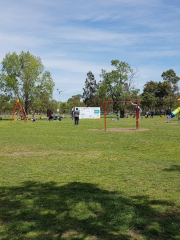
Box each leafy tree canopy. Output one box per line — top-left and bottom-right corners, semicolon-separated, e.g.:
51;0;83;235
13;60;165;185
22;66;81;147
99;60;138;102
82;71;99;107
161;69;180;85
141;80;173;109
68;94;85;109
0;51;55;113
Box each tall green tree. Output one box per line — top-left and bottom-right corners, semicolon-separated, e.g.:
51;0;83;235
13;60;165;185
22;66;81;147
99;60;139;116
33;91;58;114
141;80;171;110
82;71;99;107
99;60;138;100
140;92;157;110
0;51;55;113
0;95;13;114
161;69;180;108
161;69;180;85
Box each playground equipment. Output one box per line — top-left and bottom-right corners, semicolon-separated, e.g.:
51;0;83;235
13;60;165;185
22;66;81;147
10;99;27;124
104;101;140;130
14;105;35;121
14;108;23;120
11;100;36;123
171;98;180;118
22;105;35;117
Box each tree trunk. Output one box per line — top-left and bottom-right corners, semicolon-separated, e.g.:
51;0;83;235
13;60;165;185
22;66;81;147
120;110;125;118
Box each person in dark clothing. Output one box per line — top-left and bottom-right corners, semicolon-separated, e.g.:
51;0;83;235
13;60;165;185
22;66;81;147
74;108;80;126
166;107;172;123
150;111;154;118
49;114;53;121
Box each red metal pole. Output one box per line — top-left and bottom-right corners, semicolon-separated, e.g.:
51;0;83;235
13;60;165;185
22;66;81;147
136;101;139;130
104;101;106;131
10;99;27;124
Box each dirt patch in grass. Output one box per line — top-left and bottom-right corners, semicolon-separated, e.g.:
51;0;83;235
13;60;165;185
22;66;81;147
0;150;102;157
0;151;68;157
90;128;150;132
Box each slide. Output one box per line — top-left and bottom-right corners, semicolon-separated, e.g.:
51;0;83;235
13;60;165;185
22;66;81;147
171;107;180;118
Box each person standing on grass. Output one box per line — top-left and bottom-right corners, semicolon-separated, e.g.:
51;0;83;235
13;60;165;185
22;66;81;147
166;107;172;123
74;108;80;126
150;111;154;118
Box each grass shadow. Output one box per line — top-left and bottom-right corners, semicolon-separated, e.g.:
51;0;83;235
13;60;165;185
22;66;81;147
163;165;180;172
0;181;179;239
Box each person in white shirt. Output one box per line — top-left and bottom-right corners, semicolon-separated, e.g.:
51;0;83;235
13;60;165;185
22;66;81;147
131;103;142;119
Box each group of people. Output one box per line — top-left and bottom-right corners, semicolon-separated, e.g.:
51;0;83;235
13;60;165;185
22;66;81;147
145;111;154;118
131;103;173;123
48;114;61;121
146;107;172;123
145;107;172;123
48;104;173;125
109;103;173;124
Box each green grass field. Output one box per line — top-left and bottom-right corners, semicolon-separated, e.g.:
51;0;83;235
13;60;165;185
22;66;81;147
0;116;180;240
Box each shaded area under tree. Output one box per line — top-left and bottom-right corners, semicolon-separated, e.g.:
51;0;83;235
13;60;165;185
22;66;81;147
0;181;179;239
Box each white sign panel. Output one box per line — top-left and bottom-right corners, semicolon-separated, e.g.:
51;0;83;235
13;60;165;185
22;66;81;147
75;107;100;119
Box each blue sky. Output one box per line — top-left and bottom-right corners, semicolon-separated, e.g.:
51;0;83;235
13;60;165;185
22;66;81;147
0;0;180;102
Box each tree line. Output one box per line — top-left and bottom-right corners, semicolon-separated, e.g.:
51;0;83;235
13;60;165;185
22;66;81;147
82;61;180;113
1;51;180;115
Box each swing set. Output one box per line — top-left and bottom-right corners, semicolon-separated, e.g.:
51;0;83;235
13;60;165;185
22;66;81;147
104;101;140;130
10;99;36;124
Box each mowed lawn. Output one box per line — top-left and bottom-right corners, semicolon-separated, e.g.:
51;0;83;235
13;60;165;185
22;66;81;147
0;116;180;240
